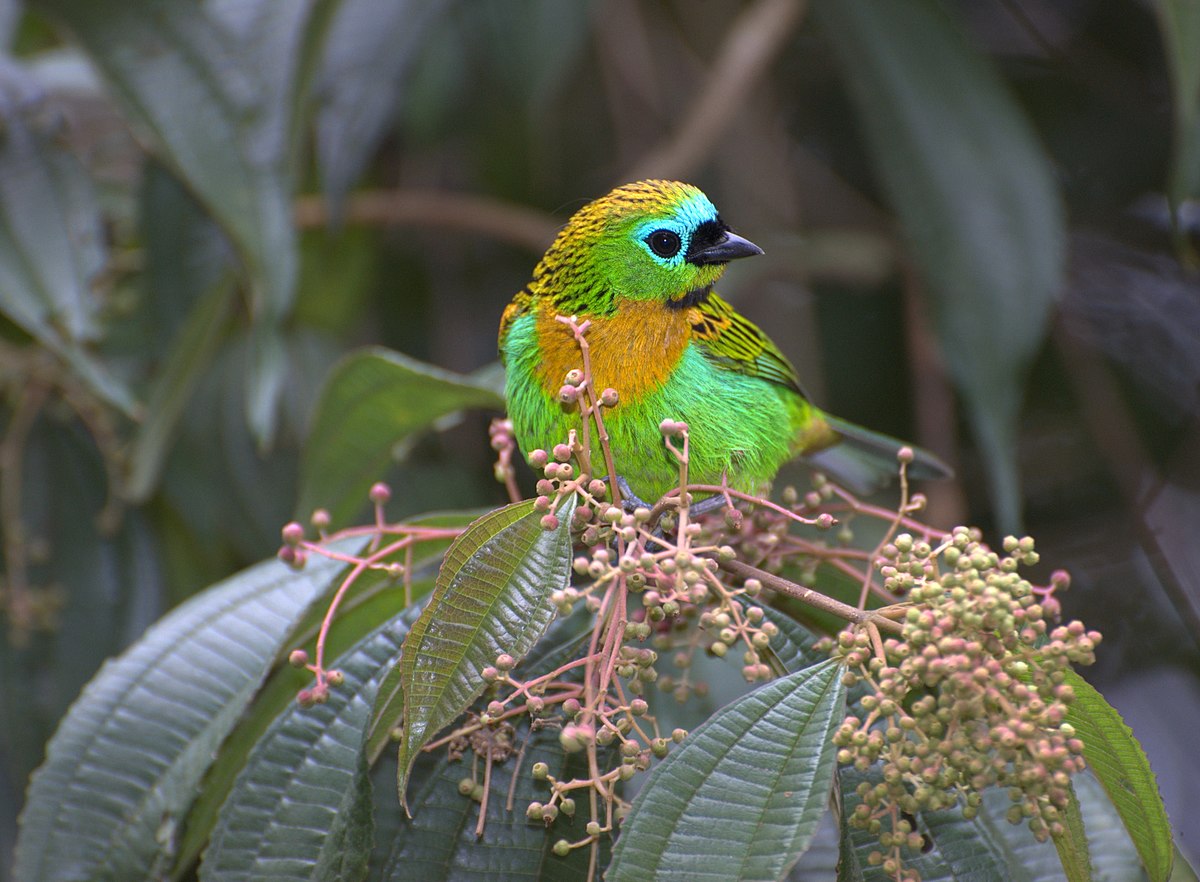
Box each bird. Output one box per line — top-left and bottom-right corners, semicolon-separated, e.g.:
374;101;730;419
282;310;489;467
498;179;947;507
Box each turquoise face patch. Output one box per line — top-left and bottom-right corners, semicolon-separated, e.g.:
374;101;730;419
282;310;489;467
632;191;720;268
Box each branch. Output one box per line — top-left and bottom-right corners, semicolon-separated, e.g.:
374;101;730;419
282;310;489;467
294;190;560;254
719;557;902;634
629;0;808;181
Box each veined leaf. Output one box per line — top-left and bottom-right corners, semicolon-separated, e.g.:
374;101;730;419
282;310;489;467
1051;781;1092;882
815;0;1065;532
199;613;414;882
1065;668;1174;882
396;497;575;808
375;608;602;881
297;347;505;527
757;603;825;676
608;658;845;882
13;549;346;882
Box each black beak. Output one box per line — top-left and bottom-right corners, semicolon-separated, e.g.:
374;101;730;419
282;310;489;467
686;231;764;265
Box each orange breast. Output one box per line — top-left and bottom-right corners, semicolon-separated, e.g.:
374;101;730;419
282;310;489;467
534;301;691;403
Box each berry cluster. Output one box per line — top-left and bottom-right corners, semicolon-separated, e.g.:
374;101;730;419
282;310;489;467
831;528;1099;877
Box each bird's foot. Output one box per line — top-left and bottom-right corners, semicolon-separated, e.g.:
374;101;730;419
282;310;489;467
685;494;732;519
614;476;652;514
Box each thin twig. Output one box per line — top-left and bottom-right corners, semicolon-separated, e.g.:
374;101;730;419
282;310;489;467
630;0;808;180
0;375;50;635
719;558;903;634
294;189;559;253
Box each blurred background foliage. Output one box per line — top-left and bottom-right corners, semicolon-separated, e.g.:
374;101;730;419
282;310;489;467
0;0;1198;873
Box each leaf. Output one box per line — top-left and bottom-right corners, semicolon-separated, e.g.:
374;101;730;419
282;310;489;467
1154;0;1200;216
13;548;346;882
169;547;446;879
608;658;846;882
1064;668;1174;882
30;0;338;444
199;614;414;882
315;0;450;215
375;609;603;881
124;281;236;502
396;497;576;808
838;765;1007;882
297;347;505;527
0;76;133;414
757;603;826;676
814;0;1065;532
1050;781;1092;882
838;765;1149;882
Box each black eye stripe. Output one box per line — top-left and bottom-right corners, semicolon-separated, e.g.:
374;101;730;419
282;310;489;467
646;229;682;259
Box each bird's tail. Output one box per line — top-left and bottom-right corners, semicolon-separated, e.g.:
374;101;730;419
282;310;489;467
802;415;952;496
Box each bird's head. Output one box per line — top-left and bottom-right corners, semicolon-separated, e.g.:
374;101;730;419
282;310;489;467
535;180;763;315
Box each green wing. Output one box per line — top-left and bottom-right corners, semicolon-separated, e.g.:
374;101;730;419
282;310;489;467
688;292;809;398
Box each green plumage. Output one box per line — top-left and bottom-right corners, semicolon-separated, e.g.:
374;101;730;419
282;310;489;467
499;180;946;502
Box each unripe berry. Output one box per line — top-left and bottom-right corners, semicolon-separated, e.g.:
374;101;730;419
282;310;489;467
369;482;391;504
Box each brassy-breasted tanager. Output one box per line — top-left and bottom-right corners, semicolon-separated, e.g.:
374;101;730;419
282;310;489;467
499;180;946;504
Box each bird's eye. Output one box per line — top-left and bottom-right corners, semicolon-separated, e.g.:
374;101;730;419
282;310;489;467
646;229;682;259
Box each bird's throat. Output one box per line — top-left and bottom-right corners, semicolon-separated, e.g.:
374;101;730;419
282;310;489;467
534;300;692;405
665;283;712;311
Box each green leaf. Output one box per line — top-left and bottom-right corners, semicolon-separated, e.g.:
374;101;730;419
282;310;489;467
124;281;236;502
1065;668;1174;882
1051;781;1092;882
757;604;826;675
814;0;1065;532
0;86;134;414
297;347;505;527
1155;0;1200;216
199;614;414;882
608;658;846;882
168;560;440;879
375;609;603;881
838;765;1001;882
30;0;338;444
315;0;450;215
396;497;576;808
13;549;345;882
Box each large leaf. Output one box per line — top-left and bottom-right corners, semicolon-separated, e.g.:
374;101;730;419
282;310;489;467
1065;668;1174;882
838;765;1148;882
815;0;1065;532
1155;0;1200;216
13;548;346;882
315;0;450;215
297;347;505;526
608;658;845;882
30;0;337;443
375;608;601;881
0;74;132;413
838;765;1005;882
396;497;576;807
199;613;415;881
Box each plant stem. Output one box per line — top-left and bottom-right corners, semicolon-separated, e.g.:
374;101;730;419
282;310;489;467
718;558;903;634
